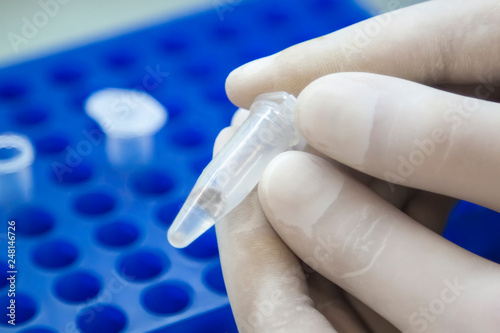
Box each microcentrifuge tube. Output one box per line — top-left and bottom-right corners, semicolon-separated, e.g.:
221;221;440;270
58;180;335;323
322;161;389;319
0;133;35;206
85;88;167;167
168;92;300;248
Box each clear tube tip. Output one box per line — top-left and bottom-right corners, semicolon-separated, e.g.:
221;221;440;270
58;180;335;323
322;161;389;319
167;91;298;248
167;204;216;248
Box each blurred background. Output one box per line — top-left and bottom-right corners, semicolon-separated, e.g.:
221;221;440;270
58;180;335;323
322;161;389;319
0;0;426;68
5;0;499;333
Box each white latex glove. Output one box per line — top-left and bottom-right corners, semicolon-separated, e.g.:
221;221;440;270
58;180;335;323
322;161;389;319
215;0;500;332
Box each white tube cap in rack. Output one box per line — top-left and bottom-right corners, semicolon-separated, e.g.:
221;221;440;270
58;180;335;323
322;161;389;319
85;88;168;167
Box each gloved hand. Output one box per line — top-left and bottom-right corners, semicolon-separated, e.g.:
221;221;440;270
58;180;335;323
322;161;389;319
215;0;500;332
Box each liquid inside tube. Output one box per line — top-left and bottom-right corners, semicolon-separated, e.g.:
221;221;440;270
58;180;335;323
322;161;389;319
168;92;298;248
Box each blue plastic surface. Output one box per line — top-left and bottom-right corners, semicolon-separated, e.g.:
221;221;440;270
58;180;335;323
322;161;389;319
2;0;498;331
0;0;372;331
444;201;500;264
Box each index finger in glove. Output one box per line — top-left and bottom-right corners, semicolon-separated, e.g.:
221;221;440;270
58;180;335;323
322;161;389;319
226;0;500;109
294;72;500;211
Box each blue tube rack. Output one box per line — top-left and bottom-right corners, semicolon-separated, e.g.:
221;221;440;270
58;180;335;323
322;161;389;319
0;0;370;331
0;0;498;332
